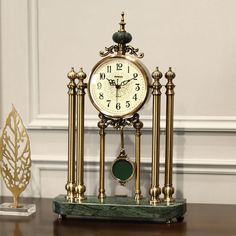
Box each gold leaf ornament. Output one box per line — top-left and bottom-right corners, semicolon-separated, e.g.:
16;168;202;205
0;105;31;208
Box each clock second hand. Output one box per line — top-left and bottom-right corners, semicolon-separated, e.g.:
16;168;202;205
115;79;121;104
116;79;119;103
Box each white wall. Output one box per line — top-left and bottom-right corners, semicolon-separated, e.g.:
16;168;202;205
1;0;236;204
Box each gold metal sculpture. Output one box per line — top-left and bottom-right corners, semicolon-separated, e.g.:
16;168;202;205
0;105;31;208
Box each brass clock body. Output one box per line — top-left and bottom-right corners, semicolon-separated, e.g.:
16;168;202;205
54;12;186;223
88;55;150;118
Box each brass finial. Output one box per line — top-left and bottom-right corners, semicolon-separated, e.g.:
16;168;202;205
152;67;163;80
77;67;87;80
119;12;126;32
67;67;77;80
165;67;176;80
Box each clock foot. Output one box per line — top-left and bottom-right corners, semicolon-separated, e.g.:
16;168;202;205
177;216;184;222
58;214;66;222
166;218;174;224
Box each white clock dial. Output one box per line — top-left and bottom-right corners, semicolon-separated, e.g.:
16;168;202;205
88;56;149;118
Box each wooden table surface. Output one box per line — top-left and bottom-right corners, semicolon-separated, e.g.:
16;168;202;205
0;197;236;236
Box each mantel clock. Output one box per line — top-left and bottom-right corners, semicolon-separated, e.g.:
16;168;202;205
53;13;186;223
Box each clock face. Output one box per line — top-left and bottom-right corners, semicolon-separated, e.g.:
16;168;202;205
88;56;149;118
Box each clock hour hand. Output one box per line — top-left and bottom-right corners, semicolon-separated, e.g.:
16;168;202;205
106;78;116;86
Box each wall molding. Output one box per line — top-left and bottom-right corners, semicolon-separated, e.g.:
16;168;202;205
32;155;236;175
26;0;236;133
1;155;236;198
25;154;236;198
27;114;236;132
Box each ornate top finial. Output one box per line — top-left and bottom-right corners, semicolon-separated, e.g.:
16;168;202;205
112;12;132;45
100;12;144;58
119;12;126;32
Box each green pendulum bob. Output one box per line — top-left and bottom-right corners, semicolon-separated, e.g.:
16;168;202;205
111;127;135;185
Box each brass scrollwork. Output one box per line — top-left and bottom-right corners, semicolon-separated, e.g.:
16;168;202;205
98;113;140;129
99;45;119;57
125;45;144;58
100;45;144;58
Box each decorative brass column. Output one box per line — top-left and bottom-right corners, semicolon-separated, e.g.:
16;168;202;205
98;114;107;199
65;68;77;202
162;67;175;202
149;67;162;205
133;117;143;201
75;68;87;201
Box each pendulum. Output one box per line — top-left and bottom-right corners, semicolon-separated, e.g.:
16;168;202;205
111;127;135;186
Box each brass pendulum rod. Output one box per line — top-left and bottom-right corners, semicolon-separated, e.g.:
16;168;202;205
162;67;176;202
75;68;87;201
149;67;162;205
65;68;77;202
120;126;124;153
119;126;126;157
133;116;143;201
98;114;107;199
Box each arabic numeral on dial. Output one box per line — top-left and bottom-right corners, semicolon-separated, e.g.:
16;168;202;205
99;93;104;100
116;103;121;110
107;65;111;73
116;63;123;70
133;94;137;101
128;66;130;73
133;73;138;80
100;73;106;80
97;82;102;89
106;100;111;107
126;101;130;108
135;83;140;91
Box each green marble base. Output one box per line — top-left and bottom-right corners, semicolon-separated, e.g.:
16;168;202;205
53;195;186;223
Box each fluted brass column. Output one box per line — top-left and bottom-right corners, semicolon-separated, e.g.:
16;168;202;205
162;67;175;202
98;114;107;200
149;67;162;205
133;117;143;201
75;68;87;201
65;68;77;202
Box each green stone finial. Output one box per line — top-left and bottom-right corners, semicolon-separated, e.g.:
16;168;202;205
112;12;132;45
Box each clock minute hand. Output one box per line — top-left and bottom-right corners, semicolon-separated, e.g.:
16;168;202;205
120;76;136;87
120;79;132;87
